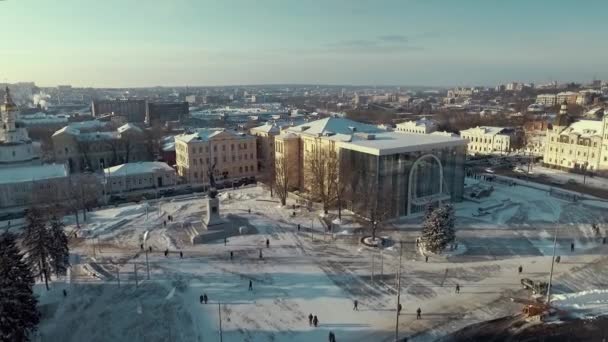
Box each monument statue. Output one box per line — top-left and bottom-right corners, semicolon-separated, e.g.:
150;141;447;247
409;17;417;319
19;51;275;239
207;163;218;198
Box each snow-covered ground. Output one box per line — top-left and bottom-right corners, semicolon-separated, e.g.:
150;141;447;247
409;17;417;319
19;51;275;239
32;183;608;342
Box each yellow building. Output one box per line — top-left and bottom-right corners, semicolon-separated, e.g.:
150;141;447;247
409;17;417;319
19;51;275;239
543;103;608;173
249;123;280;177
175;129;257;184
274;117;467;218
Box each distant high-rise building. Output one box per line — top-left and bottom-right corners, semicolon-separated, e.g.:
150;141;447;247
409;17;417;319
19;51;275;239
145;102;189;126
91;99;147;122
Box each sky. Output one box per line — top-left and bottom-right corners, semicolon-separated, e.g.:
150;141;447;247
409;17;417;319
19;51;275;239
1;0;607;88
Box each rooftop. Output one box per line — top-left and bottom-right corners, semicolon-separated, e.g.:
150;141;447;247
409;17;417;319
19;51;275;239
561;120;602;138
104;162;174;176
338;131;467;156
175;128;252;143
0;164;68;185
286;117;381;136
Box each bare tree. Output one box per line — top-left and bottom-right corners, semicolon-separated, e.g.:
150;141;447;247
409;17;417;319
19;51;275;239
275;155;290;206
306;143;339;214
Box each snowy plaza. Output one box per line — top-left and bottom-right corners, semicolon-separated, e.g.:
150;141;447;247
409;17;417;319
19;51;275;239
30;177;608;342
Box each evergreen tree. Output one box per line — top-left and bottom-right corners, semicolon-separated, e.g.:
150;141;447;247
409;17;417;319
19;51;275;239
22;207;53;290
0;231;41;341
48;215;70;278
420;204;456;253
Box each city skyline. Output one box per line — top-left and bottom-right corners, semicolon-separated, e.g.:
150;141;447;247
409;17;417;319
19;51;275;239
2;0;608;87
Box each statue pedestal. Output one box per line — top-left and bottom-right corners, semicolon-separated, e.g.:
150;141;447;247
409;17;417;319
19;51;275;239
191;196;231;244
204;197;224;229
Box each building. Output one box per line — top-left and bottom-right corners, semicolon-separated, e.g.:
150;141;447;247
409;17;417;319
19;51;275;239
395;118;438;134
249;122;280;179
145;102;189;126
543;103;608;173
556;92;579;105
0;87;41;167
175;129;257;184
103;162;176;194
52;122;148;172
536;94;557;106
91;99;147;123
274;117;467;218
460;126;523;155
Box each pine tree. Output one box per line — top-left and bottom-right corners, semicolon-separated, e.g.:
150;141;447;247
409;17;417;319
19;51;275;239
420;204;456;253
22;207;53;290
48;215;70;278
0;231;41;341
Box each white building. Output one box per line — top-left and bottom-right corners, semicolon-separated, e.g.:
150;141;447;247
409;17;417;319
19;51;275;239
395;118;438;134
0;164;69;208
0;87;41;166
536;94;557;106
460;126;523;155
103;162;177;194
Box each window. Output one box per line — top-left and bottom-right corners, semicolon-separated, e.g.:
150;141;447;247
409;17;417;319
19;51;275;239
222;145;226;151
250;153;253;159
231;144;234;151
223;156;227;162
194;172;198;178
199;147;202;153
245;166;248;172
213;145;217;152
239;166;243;173
232;155;235;162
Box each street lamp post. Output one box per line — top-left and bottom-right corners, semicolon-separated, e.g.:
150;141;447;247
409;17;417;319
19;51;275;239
546;223;559;304
395;241;403;341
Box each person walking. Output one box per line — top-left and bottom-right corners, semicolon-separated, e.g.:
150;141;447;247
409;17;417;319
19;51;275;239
203;294;208;304
140;243;144;250
149;246;152;253
266;239;270;248
297;224;301;231
571;242;575;252
425;256;429;263
353;299;358;311
259;249;263;259
199;294;204;304
164;249;169;257
230;251;234;260
180;251;183;259
308;313;313;326
328;331;336;342
63;289;67;297
224;237;227;246
249;280;253;291
455;284;460;294
416;307;422;320
518;265;523;274
398;303;402;315
313;315;319;327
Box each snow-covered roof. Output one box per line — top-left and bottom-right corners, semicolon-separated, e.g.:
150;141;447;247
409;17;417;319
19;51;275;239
460;126;510;136
338;131;467;156
431;131;459;138
104;162;174;176
396;117;437;128
0;164;68;185
286;117;382;136
250;123;280;134
117;123;142;134
174;128;252;143
560;120;602;138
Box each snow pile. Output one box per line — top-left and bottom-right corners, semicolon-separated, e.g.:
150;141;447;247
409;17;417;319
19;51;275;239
553;289;608;316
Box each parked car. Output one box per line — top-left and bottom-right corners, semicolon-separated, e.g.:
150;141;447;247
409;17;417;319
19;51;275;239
521;278;549;295
566;178;577;185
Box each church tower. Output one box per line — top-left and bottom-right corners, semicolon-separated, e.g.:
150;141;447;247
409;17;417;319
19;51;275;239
1;86;20;143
